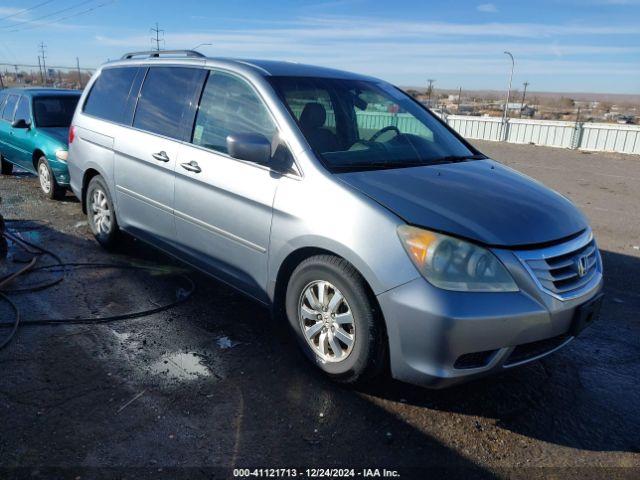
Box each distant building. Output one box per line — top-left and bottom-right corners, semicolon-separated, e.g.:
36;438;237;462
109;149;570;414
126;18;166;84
503;102;523;111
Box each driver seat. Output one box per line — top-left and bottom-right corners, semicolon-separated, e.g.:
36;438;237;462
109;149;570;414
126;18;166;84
299;103;339;153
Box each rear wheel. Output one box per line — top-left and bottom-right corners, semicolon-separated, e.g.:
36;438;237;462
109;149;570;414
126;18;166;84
1;155;13;175
37;157;65;200
285;255;386;384
86;175;121;250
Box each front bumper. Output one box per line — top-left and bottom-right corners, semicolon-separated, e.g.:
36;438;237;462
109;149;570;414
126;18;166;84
377;241;604;389
49;157;71;187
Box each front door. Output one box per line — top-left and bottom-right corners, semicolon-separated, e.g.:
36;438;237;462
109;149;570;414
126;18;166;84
9;96;36;169
114;66;207;246
174;70;281;301
0;94;19;163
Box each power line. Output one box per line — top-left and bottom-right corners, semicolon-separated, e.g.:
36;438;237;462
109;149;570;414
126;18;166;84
6;0;116;33
0;0;55;23
150;22;165;51
0;0;98;30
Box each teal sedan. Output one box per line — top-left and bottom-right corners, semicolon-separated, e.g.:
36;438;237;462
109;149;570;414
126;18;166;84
0;88;81;199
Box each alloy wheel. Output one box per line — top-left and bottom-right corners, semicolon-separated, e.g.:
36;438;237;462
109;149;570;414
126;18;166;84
38;162;51;194
298;280;356;362
90;188;112;234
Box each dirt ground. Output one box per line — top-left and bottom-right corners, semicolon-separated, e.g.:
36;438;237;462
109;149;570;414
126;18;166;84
0;141;639;479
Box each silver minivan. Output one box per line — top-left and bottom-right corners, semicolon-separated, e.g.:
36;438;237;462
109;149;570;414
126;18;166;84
68;50;603;388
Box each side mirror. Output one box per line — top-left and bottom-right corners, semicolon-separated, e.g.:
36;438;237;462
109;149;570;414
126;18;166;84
11;119;30;129
226;133;271;164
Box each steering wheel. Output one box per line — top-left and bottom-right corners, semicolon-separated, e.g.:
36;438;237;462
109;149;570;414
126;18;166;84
369;125;401;142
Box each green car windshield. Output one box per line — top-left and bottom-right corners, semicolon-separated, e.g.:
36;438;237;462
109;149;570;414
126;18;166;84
268;76;480;171
33;96;80;128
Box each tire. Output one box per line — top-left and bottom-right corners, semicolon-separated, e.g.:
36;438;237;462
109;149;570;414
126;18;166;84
37;157;65;200
285;255;386;384
1;155;13;175
86;175;121;250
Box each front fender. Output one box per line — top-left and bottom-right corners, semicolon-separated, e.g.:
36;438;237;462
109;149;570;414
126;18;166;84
267;174;420;301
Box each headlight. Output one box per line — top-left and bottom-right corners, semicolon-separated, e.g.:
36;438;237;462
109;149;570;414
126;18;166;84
397;225;518;292
55;149;68;161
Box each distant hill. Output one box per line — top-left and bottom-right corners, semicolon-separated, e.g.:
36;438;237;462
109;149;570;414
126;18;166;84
403;87;640;105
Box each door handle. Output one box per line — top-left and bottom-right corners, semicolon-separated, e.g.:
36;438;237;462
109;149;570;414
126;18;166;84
180;161;201;173
152;151;170;162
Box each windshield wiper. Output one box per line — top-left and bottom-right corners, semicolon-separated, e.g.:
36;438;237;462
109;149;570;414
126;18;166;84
432;154;487;163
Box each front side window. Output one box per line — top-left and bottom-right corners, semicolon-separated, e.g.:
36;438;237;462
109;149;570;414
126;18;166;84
133;67;206;141
14;96;31;124
192;71;276;154
269;76;477;171
83;67;139;124
2;95;18;121
33;96;79;127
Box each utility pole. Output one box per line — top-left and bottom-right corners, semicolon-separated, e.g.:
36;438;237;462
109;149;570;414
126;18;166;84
39;42;47;85
427;79;435;107
37;56;44;85
457;86;462;112
150;22;165;51
14;65;19;84
501;51;515;140
76;57;82;88
520;81;529;117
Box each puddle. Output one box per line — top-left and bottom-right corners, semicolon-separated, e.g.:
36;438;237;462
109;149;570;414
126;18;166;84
110;329;141;356
150;352;211;380
112;331;132;342
216;336;240;350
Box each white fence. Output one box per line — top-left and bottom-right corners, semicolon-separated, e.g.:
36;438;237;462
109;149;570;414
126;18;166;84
580;123;640;155
290;105;640;155
440;114;640;155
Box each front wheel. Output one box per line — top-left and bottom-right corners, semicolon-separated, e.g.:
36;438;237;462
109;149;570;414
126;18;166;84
37;157;65;200
285;255;386;384
86;175;121;250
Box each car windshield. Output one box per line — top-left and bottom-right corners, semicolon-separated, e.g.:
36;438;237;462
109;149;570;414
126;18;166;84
33;95;80;128
268;76;481;171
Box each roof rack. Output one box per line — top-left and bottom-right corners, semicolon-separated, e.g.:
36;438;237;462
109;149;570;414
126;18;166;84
120;50;206;60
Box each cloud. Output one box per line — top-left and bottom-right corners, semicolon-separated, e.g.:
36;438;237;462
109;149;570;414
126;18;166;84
590;0;640;4
91;16;640;86
477;3;498;12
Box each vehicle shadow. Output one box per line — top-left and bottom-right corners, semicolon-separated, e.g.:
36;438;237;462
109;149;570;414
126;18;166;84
359;249;640;454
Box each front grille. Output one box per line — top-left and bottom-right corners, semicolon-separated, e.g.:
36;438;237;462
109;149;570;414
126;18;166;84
516;231;601;300
504;335;570;367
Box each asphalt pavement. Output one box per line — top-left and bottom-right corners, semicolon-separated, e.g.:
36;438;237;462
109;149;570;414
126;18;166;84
0;141;638;479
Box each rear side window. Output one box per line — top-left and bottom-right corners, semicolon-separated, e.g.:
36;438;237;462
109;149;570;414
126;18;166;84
14;96;31;123
83;67;139;123
133;67;206;141
2;95;18;121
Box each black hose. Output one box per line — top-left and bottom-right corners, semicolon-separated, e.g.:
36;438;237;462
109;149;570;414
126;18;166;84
0;229;195;349
0;293;20;350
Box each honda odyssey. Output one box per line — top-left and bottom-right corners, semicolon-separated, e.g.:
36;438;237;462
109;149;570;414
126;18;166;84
67;51;603;388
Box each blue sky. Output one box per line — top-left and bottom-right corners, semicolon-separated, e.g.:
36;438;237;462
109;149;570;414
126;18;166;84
0;0;639;93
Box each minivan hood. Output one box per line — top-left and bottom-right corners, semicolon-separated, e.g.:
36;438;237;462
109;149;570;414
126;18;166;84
38;127;68;146
337;159;588;247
